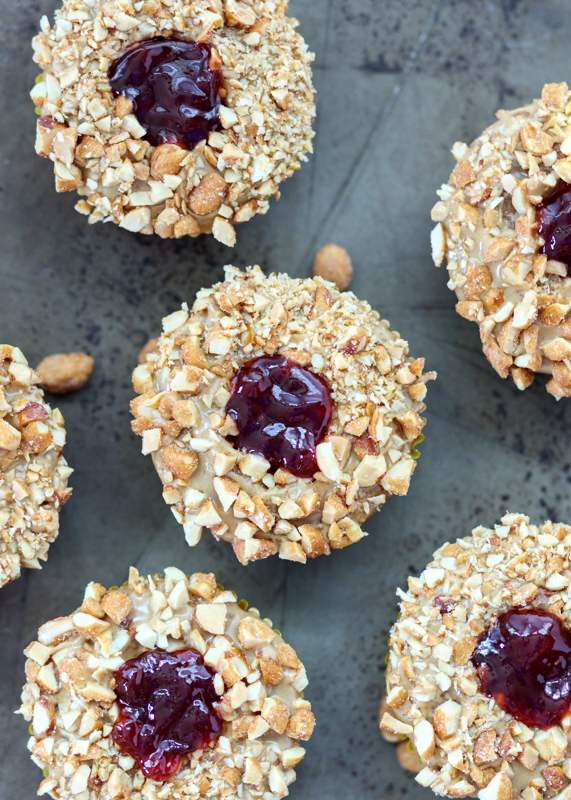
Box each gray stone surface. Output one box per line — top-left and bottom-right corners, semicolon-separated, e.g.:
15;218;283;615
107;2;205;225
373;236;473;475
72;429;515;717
2;0;571;798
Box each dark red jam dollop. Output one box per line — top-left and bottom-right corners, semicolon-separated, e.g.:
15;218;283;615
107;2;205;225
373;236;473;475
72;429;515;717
108;37;221;150
226;355;333;478
111;648;222;781
471;608;571;728
537;182;571;275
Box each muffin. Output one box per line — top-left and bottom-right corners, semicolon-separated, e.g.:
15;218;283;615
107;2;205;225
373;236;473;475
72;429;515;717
20;567;314;800
131;266;435;565
30;0;315;245
0;344;72;587
432;81;571;398
381;512;571;800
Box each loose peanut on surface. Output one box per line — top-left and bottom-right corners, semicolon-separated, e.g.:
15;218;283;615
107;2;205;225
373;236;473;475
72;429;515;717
396;741;423;773
36;353;94;394
313;243;353;291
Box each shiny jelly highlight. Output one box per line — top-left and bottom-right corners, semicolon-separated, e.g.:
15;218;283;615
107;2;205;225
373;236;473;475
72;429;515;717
471;608;571;729
537;182;571;275
109;37;221;150
111;648;222;781
225;355;333;478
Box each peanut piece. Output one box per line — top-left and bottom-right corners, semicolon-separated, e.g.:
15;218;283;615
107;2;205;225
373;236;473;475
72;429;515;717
313;244;353;291
451;160;475;189
36;353;94;394
224;0;256;26
396;741;423;773
542;82;568;109
138;338;159;364
520;121;554;156
150;143;186;180
100;591;133;625
0;420;21;450
114;95;134;119
286;709;315;740
189;174;229;215
162;444;198;481
35;116;65;158
21;420;52;453
76;136;105;160
174;216;201;238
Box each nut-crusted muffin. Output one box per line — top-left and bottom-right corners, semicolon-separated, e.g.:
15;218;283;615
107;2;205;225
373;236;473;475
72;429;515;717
20;567;314;800
432;81;571;398
131;266;435;565
381;512;571;800
0;345;72;588
30;0;315;245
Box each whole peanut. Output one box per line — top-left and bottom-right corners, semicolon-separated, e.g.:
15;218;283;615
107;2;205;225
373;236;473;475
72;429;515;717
36;353;93;394
313;243;353;291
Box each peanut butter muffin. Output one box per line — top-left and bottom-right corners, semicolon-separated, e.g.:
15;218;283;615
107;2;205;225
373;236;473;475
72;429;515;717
131;266;435;565
432;81;571;398
381;512;571;800
0;345;72;588
20;567;314;800
30;0;315;245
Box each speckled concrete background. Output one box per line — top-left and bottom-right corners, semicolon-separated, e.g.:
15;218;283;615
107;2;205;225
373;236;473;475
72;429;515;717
2;0;571;798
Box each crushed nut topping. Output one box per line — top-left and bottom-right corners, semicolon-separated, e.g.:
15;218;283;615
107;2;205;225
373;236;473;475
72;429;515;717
31;0;315;245
382;512;571;799
20;567;313;800
0;345;72;587
130;266;435;565
432;81;571;398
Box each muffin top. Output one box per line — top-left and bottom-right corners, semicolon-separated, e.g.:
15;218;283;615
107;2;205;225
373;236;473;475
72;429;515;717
20;567;314;800
131;266;435;564
0;344;72;588
382;512;571;800
432;81;571;398
31;0;315;244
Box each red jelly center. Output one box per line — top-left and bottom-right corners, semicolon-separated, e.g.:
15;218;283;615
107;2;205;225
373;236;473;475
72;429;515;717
112;648;222;781
226;355;333;478
472;608;571;728
108;37;221;150
537;182;571;275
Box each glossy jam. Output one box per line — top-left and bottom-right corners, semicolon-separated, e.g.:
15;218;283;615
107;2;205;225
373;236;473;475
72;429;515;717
112;648;222;781
226;355;333;478
108;37;221;150
472;609;571;728
537;182;571;275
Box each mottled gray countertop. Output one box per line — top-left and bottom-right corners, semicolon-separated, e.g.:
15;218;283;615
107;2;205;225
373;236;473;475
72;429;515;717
2;0;571;798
